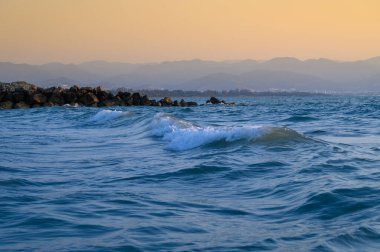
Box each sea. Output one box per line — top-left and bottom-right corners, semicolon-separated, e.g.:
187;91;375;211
1;95;380;251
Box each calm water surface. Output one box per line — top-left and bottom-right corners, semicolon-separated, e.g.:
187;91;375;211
1;96;380;251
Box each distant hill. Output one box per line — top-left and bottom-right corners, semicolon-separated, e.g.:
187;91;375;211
0;57;380;92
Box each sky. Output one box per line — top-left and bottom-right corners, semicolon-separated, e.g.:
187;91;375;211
0;0;379;64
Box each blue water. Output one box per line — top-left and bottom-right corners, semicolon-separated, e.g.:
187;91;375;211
1;96;380;251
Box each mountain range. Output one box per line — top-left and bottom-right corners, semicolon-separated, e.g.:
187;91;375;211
1;57;380;92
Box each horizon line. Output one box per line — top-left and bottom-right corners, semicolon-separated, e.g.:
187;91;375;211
1;55;380;66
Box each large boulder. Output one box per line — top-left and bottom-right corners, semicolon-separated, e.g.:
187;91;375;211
12;91;25;103
49;93;65;105
115;96;124;106
97;91;110;102
161;97;173;106
43;87;56;96
33;93;47;104
207;97;223;104
3;92;13;103
23;91;35;105
116;91;131;101
14;101;30;109
132;93;141;105
0;81;38;93
98;99;117;107
69;85;80;93
81;87;94;93
94;86;103;95
0;101;13;109
187;101;198;106
124;96;133;106
0;91;5;102
62;91;77;104
79;92;99;106
141;95;151;105
180;99;187;107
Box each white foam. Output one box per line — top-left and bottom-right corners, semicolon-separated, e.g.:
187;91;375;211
150;113;267;151
63;103;80;107
89;110;131;123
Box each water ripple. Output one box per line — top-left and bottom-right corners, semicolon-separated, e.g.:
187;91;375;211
1;96;380;251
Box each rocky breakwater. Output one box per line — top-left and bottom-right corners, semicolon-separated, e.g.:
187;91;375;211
0;82;198;109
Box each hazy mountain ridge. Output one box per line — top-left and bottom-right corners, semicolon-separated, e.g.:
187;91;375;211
0;57;380;91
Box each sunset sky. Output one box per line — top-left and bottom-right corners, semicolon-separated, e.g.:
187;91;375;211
0;0;379;64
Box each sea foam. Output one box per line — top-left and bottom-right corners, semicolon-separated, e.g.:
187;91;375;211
89;110;131;123
150;113;270;151
150;113;306;151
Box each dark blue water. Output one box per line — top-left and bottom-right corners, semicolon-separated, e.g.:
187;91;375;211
1;96;380;251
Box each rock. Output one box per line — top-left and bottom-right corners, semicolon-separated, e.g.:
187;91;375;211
44;102;55;107
0;81;38;93
81;87;94;93
114;96;124;106
132;93;141;105
115;93;128;106
33;93;47;104
12;91;25;103
208;97;222;104
95;90;109;101
0;82;202;109
161;97;173;106
125;97;133;106
69;85;80;93
79;92;99;106
99;99;116;107
180;99;187;107
141;95;151;105
94;86;103;95
43;87;56;96
62;91;77;104
149;99;157;106
49;93;65;105
187;101;198;106
14;101;30;109
3;92;13;102
116;91;131;101
0;101;13;109
23;91;35;105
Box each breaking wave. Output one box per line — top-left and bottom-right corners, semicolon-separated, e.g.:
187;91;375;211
149;113;306;151
89;110;132;123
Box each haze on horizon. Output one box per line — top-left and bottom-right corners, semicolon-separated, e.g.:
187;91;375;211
0;0;380;64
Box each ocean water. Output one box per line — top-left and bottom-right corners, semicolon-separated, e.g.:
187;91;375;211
1;96;380;251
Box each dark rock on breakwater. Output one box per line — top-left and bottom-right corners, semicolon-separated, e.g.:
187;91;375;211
0;82;201;109
206;96;236;106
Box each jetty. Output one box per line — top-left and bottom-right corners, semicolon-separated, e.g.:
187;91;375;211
0;82;202;109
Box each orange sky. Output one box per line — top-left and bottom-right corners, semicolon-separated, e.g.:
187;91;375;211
0;0;379;64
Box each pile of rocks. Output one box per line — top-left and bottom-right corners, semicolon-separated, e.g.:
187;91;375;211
206;96;235;106
0;82;198;109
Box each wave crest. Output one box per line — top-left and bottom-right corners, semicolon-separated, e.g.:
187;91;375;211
89;110;131;123
150;113;305;151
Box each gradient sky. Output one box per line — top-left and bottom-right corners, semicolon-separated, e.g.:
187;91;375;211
0;0;379;64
